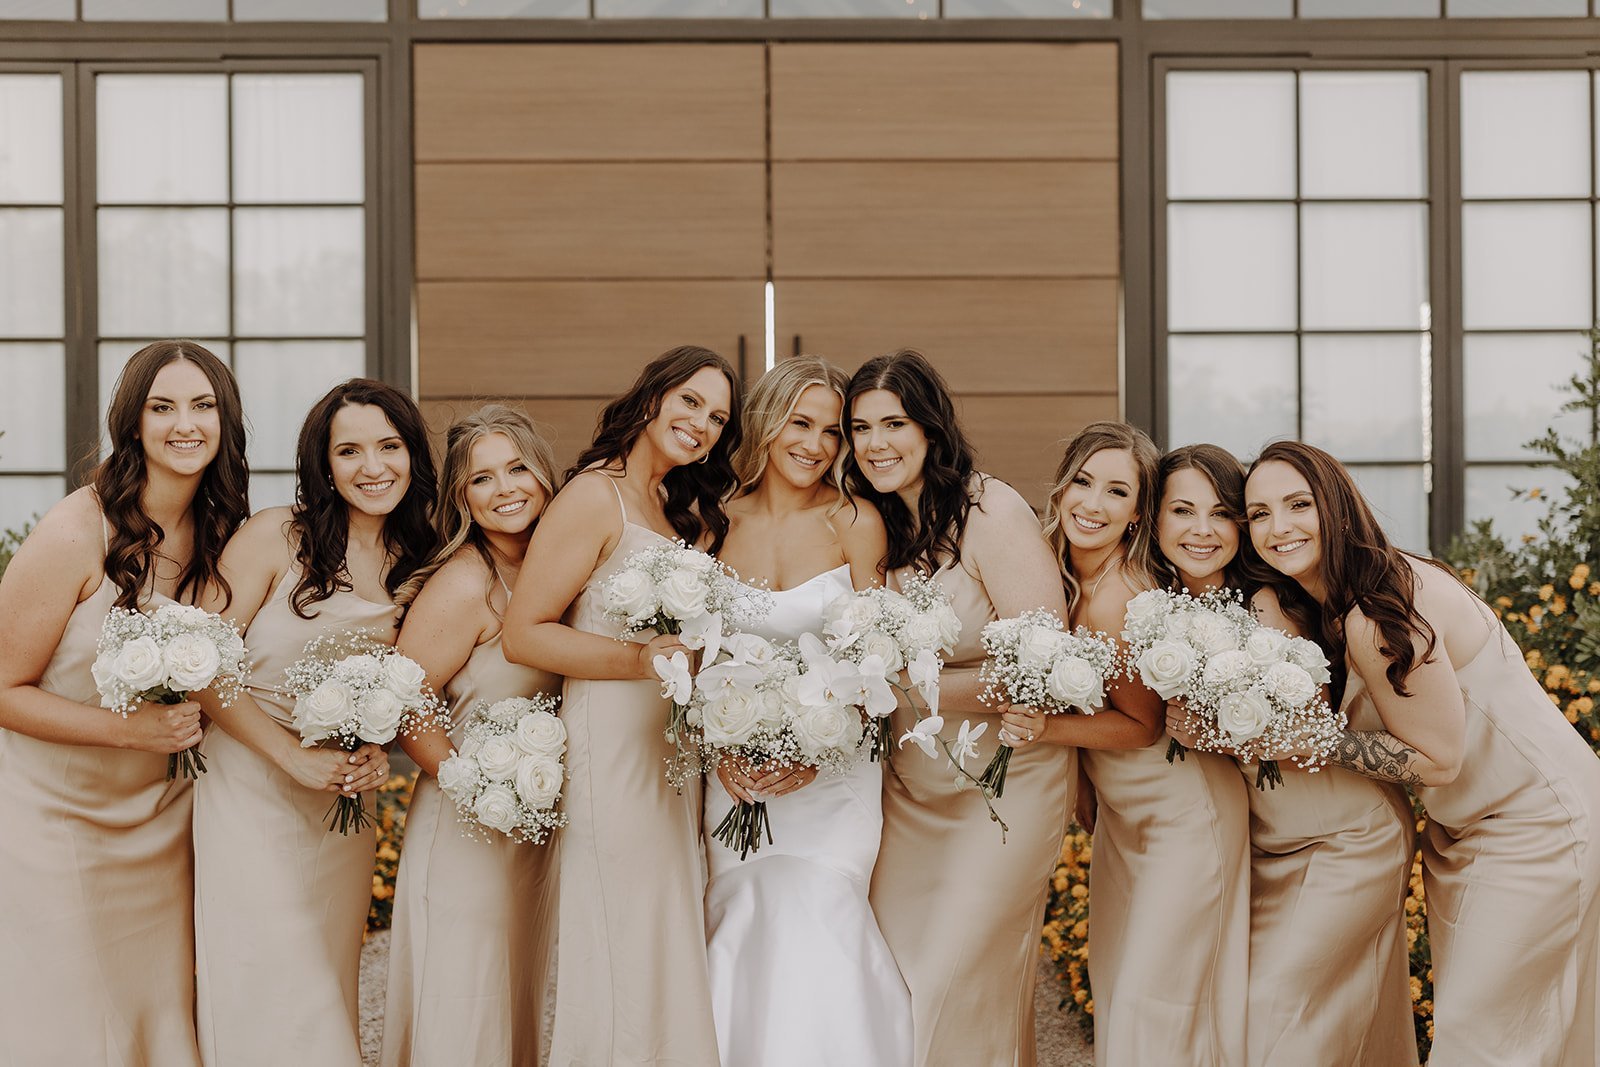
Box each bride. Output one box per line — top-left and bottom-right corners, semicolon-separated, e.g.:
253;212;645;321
704;356;911;1067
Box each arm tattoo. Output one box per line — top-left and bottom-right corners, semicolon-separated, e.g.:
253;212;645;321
1326;730;1425;788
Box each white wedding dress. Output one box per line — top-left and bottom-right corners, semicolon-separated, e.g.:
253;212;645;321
703;564;913;1067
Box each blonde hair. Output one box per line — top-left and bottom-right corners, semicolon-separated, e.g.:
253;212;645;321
1043;420;1162;617
731;356;851;497
395;404;558;610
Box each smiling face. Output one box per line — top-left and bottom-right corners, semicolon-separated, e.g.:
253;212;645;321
1054;447;1140;553
328;402;412;518
849;388;929;499
140;358;221;480
1157;466;1241;590
766;384;843;491
1245;459;1323;588
464;431;547;536
644;365;732;467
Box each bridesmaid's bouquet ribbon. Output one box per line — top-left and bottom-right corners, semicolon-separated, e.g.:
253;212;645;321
437;694;568;845
91;603;249;781
976;610;1119;799
1120;588;1345;789
283;631;447;833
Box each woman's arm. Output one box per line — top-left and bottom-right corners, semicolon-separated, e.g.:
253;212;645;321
395;553;496;777
839;497;889;591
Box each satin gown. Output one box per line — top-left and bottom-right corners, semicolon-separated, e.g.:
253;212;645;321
0;574;200;1066
548;478;720;1065
1242;682;1417;1067
192;567;398;1067
1416;618;1600;1065
380;627;562;1067
870;547;1075;1067
702;564;912;1067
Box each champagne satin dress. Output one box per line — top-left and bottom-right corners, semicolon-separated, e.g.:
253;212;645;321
1078;736;1250;1066
380;628;562;1067
871;552;1075;1067
1242;683;1417;1067
548;479;719;1065
192;566;398;1067
0;575;200;1066
1416;618;1600;1065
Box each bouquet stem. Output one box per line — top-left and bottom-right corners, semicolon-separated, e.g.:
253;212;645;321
869;718;893;763
324;739;372;834
978;744;1013;799
153;691;208;781
1255;759;1284;790
712;798;772;860
1166;738;1188;764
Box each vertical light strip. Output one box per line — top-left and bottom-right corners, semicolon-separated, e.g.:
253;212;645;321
764;281;776;371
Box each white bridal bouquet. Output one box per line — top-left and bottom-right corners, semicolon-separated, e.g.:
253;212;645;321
436;695;568;845
600;540;770;789
92;603;249;780
976;610;1119;798
1121;588;1345;788
284;631;448;833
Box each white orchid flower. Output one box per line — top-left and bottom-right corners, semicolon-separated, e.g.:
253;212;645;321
950;718;988;769
694;658;763;699
843;653;897;718
908;648;941;715
723;631;774;667
898;715;945;759
678;612;724;665
653;651;693;705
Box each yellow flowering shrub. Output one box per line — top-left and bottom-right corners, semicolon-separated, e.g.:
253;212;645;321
1040;826;1094;1038
368;770;416;937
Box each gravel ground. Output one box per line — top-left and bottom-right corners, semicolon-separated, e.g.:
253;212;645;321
358;928;1092;1066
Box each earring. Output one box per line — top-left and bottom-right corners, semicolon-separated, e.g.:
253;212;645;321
695;454;710;465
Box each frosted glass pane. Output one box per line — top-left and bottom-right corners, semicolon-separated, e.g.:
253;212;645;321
1166;334;1297;460
0;209;63;338
234;0;387;18
251;472;296;509
83;0;224;15
1464;332;1589;461
97;75;226;204
946;0;1112;14
99;340;231;429
234;208;364;337
0;476;65;532
771;0;936;14
1450;0;1585;16
1167;72;1295;200
0;344;64;469
1461;72;1590;199
233;75;364;205
1145;0;1289;14
418;0;586;14
1302;335;1427;462
235;341;365;468
1301;0;1437;13
1347;465;1428;553
1168;204;1297;331
0;75;62;204
1466;465;1575;543
0;1;75;16
1301;204;1428;330
598;0;762;12
1299;71;1426;200
1462;203;1591;330
98;208;229;337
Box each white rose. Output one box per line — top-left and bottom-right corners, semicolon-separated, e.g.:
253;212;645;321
1287;638;1331;684
724;632;776;667
356;688;405;743
514;754;563;810
1201;650;1253;689
476;735;521;781
1162;611;1195;640
162;632;222;692
1046;655;1103;710
790;700;858;756
755;689;788;732
473;783;521;834
604;569;658;619
701;688;764;747
658;568;709;620
934;604;962;650
1017;624;1071;670
901;614;943;655
1188;611;1241;655
514;711;567;759
1217;689;1274;743
382;654;427;701
1123;589;1169;629
676;548;717;574
296;680;353;743
435;752;481;801
1262;661;1316;708
860;630;905;674
1137;640;1197;700
218;628;247;666
1243;627;1292;668
111;636;167;692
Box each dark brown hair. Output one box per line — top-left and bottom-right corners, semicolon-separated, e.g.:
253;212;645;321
1153;443;1267;597
92;340;249;610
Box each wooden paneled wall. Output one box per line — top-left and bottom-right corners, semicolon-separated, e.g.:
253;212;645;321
413;41;1121;499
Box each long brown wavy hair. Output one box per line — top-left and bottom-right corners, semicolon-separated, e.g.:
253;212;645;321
565;345;742;554
1246;440;1448;697
395;404;558;611
1043;421;1161;617
290;379;440;618
92;340;249;610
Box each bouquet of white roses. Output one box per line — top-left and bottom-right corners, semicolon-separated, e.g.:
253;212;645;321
601;540;770;789
284;631;448;833
1121;588;1343;788
436;694;567;845
976;610;1119;798
92;603;249;780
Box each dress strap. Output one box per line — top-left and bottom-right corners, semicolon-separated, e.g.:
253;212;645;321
602;473;629;525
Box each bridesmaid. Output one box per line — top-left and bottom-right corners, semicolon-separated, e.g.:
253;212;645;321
381;404;563;1067
192;379;438;1066
0;340;247;1066
1249;440;1600;1065
502;345;740;1064
1009;423;1246;1066
702;356;910;1066
1158;444;1414;1067
847;349;1073;1067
